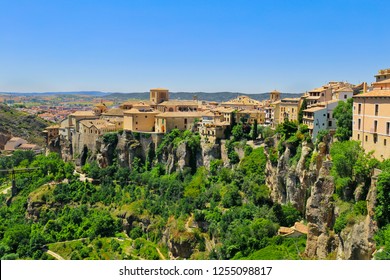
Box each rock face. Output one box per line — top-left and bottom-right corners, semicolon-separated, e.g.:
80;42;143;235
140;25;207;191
304;161;337;259
264;137;315;213
336;170;379;260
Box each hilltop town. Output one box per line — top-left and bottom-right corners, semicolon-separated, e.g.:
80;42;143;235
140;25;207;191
42;68;390;161
1;68;390;261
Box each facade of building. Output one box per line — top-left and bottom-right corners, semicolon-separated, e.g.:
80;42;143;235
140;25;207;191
221;95;262;110
352;89;390;159
306;87;332;108
155;112;201;133
279;98;301;123
123;108;159;132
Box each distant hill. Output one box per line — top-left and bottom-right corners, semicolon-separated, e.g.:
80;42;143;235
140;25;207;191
103;92;302;102
0;91;108;97
1;91;302;102
0;104;52;148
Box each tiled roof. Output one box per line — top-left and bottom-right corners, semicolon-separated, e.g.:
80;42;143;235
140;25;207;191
102;108;124;116
159;100;198;106
353;89;390;98
124;108;158;114
156;112;202;118
70;110;96;117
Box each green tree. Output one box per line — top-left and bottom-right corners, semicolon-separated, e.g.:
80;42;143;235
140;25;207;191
333;98;353;141
298;98;307;124
375;171;390;227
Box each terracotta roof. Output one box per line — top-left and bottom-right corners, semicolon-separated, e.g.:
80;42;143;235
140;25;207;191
306;96;321;100
353;89;390;98
124;108;159;114
304;106;326;113
334;86;354;92
201;111;215;117
309;87;326;93
7;137;25;142
156;112;202;118
213;107;235;113
373;78;390;85
80;119;116;130
121;100;150;106
158;100;198;106
70;110;96;117
18;143;39;150
150;88;168;91
102;108;124;116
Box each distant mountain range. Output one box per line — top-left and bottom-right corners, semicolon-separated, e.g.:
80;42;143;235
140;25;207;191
1;91;302;102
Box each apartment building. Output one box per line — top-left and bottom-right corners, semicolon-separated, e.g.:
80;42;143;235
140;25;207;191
352;89;390;159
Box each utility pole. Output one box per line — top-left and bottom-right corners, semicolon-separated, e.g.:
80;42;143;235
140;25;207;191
0;168;40;197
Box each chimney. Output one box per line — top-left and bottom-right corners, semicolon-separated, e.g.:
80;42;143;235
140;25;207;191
363;82;367;93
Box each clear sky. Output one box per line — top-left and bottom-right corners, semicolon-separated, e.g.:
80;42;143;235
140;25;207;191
0;0;389;93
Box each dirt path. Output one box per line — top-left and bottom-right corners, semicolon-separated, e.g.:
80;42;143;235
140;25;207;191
1;186;11;194
45;250;64;260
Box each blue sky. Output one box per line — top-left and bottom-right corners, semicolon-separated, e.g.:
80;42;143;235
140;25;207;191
0;0;388;93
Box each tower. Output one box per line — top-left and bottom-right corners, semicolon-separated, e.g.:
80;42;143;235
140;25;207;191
150;88;169;104
270;90;281;103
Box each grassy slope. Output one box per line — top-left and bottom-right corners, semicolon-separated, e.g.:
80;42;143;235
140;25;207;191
0;104;52;147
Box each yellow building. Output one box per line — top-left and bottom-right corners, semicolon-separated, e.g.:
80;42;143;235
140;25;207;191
352;89;390;159
236;109;265;125
155;112;201;133
156;100;199;113
221;95;262;110
279;98;301;123
123;108;160;132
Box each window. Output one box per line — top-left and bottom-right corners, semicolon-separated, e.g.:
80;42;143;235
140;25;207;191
327;113;330;118
358;104;362;114
145;116;147;118
358;119;361;130
375;104;379;116
184;118;187;124
374;134;378;143
387;122;390;135
385;139;387;146
136;122;138;125
328;121;332;127
344;94;347;99
365;135;368;142
374;120;378;133
358;134;360;140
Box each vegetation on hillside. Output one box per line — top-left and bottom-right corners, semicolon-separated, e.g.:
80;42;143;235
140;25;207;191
0;104;51;146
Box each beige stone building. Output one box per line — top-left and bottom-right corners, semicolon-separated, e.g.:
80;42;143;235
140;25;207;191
123;108;160;132
221;95;262;110
156;100;199;113
155;112;201;133
279;98;301;123
77;119;117;152
236;109;265;125
306;86;332;108
352;89;390;159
